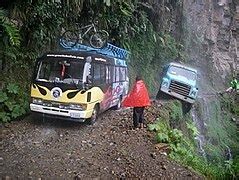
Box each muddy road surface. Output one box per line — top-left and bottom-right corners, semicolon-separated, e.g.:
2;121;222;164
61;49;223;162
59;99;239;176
1;101;203;179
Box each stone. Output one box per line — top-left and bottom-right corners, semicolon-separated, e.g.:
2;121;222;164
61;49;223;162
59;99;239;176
150;152;156;159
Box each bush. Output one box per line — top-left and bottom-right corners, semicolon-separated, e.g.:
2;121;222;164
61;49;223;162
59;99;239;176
0;83;29;122
148;100;238;179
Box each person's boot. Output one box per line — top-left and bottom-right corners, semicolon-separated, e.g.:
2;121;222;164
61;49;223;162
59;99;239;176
139;123;143;129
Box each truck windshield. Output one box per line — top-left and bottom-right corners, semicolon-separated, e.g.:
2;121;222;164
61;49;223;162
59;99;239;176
168;65;196;81
36;58;84;84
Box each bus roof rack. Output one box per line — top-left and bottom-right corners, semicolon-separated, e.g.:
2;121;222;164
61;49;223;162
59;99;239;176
59;39;129;60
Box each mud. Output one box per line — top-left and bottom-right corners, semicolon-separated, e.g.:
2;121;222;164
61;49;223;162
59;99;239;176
1;101;203;179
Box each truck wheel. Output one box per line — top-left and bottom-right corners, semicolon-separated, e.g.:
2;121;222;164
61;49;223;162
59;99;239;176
156;90;168;100
182;102;192;114
88;105;99;125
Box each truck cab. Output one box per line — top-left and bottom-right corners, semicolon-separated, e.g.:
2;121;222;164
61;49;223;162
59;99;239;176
159;62;198;104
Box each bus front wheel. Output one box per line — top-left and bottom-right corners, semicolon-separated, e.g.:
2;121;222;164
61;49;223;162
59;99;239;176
88;105;99;125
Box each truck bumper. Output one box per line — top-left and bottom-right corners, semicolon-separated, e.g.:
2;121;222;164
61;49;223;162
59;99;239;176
160;88;195;104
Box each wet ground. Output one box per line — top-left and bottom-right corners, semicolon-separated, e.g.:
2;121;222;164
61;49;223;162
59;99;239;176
1;101;203;179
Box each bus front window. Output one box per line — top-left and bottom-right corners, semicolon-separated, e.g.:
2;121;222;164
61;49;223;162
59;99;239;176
36;59;85;84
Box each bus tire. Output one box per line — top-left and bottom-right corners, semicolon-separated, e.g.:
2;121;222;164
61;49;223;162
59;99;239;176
31;112;43;121
113;96;122;110
87;105;99;125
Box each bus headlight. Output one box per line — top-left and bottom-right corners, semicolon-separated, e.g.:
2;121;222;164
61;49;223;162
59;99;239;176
69;103;87;110
32;98;43;105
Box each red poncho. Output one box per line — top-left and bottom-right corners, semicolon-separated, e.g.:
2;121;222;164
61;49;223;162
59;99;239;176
123;80;151;107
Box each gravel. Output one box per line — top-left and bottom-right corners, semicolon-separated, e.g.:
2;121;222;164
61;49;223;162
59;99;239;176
1;101;203;179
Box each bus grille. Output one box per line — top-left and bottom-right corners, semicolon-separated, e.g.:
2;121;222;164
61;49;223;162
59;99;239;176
169;80;191;96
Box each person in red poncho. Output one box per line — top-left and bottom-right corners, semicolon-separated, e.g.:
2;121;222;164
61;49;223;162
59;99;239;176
122;75;151;129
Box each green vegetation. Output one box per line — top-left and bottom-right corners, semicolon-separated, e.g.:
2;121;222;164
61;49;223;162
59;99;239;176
149;100;239;179
1;1;238;178
221;93;239;116
206;101;238;160
1;1;183;122
204;99;239;178
0;83;29;122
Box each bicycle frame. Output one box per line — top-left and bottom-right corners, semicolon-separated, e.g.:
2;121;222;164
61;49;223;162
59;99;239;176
78;23;97;39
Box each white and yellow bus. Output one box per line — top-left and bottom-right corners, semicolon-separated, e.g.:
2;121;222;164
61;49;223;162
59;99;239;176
30;44;129;124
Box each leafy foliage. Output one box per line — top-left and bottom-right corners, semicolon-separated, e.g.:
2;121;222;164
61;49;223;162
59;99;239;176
149;119;228;178
0;83;29;122
148;116;183;146
0;8;21;74
166;100;183;121
149;100;238;178
0;8;21;46
1;0;184;123
1;1;238;179
220;93;239;116
186;121;199;137
149;118;170;143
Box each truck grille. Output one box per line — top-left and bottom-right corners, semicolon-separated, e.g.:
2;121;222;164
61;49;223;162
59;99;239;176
169;80;191;96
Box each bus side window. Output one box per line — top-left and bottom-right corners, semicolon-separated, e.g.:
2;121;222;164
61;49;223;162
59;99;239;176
93;63;101;85
126;68;129;81
111;66;115;83
100;64;106;84
115;66;120;82
106;65;112;84
119;67;126;81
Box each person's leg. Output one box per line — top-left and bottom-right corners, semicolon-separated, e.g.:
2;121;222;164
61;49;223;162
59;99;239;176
133;107;139;128
141;107;146;127
137;107;145;128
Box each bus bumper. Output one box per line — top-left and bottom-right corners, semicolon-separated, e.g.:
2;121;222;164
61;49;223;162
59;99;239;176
30;103;92;121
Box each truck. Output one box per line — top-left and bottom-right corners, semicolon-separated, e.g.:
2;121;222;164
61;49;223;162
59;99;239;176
158;62;198;107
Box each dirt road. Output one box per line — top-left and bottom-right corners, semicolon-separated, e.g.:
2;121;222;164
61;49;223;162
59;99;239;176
1;101;203;179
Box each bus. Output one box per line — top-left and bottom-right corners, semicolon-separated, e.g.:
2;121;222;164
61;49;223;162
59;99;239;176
30;43;129;124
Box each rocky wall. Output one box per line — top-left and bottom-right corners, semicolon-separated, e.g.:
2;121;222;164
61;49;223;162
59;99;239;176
182;0;238;90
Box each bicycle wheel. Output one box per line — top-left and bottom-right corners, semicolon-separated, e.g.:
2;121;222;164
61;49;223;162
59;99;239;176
60;30;78;47
89;30;109;48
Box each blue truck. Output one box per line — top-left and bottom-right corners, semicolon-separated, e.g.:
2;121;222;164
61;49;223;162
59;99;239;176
159;62;198;105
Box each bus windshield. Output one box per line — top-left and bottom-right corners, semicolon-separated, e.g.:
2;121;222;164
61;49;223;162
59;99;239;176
168;65;197;81
36;58;84;84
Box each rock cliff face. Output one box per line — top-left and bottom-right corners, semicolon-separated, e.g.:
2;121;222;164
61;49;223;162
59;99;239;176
180;0;238;161
182;0;238;90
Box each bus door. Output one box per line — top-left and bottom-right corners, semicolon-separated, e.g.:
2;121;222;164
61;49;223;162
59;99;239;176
111;66;128;107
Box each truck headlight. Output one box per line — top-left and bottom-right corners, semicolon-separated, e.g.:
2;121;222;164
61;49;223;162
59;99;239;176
32;98;43;105
162;81;169;88
190;91;197;97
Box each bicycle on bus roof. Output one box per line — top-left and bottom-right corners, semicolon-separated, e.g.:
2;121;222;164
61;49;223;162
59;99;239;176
60;20;109;49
